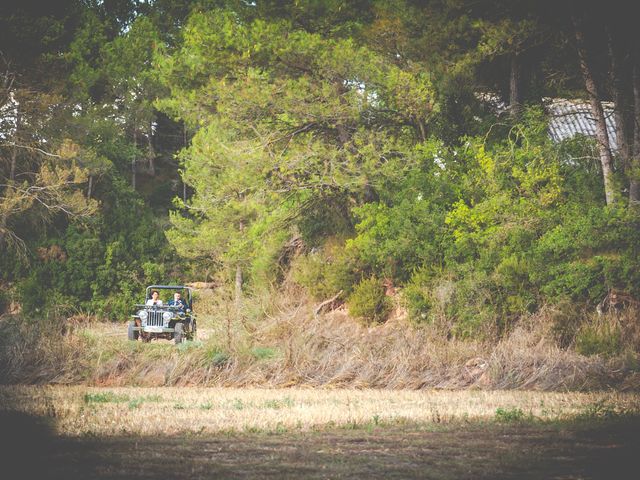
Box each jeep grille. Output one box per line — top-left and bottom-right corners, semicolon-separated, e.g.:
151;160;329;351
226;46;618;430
147;310;164;327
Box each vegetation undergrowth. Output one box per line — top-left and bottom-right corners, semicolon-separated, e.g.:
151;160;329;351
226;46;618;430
2;1;640;397
1;285;638;391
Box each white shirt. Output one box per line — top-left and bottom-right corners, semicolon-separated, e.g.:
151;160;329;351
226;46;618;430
146;299;163;306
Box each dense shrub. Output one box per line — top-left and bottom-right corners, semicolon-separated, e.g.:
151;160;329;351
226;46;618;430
532;206;640;303
291;240;359;300
15;170;177;320
402;266;436;323
347;276;392;324
346;111;640;339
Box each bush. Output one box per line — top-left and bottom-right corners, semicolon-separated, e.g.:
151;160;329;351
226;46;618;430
347;276;392;324
548;300;585;349
403;276;433;323
291;241;358;300
402;266;444;324
348;188;450;283
495;407;527;423
533;206;640;303
575;316;622;357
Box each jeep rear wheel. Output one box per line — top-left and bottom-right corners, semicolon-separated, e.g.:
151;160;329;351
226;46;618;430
186;319;196;341
174;322;184;344
127;321;139;341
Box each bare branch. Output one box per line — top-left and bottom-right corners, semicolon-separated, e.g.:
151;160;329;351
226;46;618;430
0;141;61;158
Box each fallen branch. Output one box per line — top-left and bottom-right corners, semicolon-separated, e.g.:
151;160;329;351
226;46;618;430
314;290;343;317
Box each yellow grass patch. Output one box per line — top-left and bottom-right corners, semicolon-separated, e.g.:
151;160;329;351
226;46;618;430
1;386;638;437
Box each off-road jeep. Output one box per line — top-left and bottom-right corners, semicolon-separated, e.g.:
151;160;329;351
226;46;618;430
128;285;196;344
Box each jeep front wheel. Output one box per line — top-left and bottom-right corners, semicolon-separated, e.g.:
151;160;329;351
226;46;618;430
174;322;184;344
127;321;139;341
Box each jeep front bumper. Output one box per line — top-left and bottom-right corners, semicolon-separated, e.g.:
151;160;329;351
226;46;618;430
130;325;176;334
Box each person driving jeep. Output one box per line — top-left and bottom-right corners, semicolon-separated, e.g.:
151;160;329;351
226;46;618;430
168;291;187;312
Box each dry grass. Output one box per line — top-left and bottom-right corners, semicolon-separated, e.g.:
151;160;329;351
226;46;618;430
1;284;639;391
1;385;638;437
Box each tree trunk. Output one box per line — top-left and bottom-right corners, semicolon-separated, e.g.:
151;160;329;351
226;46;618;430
573;14;616;205
9;141;17;182
509;52;522;119
147;120;156;176
9;109;20;182
415;117;427;142
234;221;244;311
131;131;137;190
234;264;243;310
0;213;6;246
87;175;93;200
608;27;633;171
183;123;188;203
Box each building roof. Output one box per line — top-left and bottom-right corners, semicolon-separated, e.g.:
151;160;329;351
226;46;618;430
545;98;617;151
476;92;618;151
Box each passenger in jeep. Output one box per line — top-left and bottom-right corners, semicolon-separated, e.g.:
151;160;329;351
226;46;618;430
146;290;163;306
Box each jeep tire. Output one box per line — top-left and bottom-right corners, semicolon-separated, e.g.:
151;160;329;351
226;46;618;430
127;321;139;341
186;318;196;341
174;322;184;344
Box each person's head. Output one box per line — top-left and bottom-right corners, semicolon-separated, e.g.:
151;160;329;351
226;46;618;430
174;292;181;301
151;290;159;300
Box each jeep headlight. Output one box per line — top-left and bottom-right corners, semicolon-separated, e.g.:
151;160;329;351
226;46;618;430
138;310;148;321
163;311;173;322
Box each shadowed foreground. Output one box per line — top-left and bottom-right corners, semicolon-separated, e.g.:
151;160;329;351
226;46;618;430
1;412;638;479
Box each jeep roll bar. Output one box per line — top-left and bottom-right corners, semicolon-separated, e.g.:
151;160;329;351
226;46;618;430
145;285;193;307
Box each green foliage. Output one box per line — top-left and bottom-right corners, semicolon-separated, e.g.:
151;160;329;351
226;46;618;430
348;198;447;282
402;267;436;323
347;276;392;324
250;347;280;361
348;110;639;339
532;206;640;302
16;169;176;320
4;0;640;353
155;8;438;287
444;269;502;338
84;392;130;404
291;241;358;300
577;401;627;420
575;318;622;358
495;407;528;423
1;1;188;322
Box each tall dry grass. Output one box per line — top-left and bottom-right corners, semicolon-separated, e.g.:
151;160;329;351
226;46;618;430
0;283;638;391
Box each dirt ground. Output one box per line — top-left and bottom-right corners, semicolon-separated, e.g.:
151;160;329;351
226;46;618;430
2;412;638;480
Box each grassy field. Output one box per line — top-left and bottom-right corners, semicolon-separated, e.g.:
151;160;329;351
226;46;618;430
2;290;640;477
1;385;639;436
1;386;639;479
